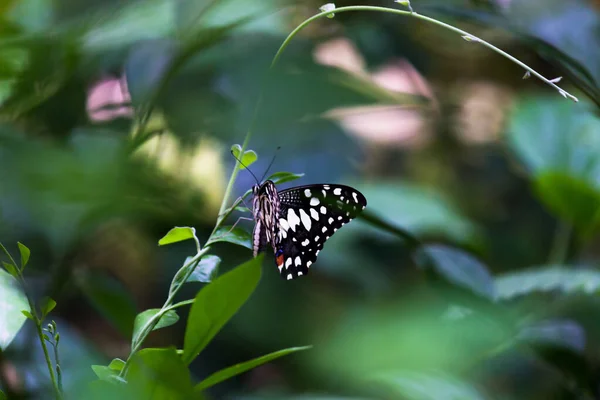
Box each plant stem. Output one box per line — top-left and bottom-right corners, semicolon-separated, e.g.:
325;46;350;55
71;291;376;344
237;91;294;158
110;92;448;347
36;324;61;399
273;6;578;102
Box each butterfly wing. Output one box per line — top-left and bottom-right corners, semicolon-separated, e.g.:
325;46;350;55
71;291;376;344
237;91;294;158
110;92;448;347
274;184;367;280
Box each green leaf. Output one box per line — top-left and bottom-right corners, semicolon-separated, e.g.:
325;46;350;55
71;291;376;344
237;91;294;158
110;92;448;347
127;348;193;399
357;182;478;245
0;389;5;400
2;262;19;278
507;95;600;233
208;226;252;250
91;365;118;382
0;269;28;350
414;244;495;300
230;144;257;170
158;226;198;246
108;358;126;371
40;297;56;318
265;171;304;185
533;172;600;234
371;371;487;400
195;345;311;391
17;242;30;270
183;255;262;365
495;266;600;300
186;255;221;283
21;310;34;321
132;309;180;347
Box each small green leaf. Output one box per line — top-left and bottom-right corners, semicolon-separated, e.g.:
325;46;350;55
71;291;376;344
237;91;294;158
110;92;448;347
183;255;262;365
195;346;311;391
17;242;30;270
42;333;50;342
2;262;19;278
230;144;257;169
41;297;57;318
209;226;252;249
91;365;118;382
108;358;126;371
265;171;304;185
132;309;179;347
21;310;34;321
186;255;221;283
158;226;198;246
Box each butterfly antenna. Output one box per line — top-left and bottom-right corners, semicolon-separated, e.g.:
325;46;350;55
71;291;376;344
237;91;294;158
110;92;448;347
230;150;260;185
260;146;281;182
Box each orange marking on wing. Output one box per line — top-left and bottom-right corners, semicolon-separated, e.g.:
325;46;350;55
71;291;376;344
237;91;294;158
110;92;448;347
276;254;285;267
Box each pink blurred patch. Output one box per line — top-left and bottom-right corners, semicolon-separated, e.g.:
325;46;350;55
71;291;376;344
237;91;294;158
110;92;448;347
86;76;133;122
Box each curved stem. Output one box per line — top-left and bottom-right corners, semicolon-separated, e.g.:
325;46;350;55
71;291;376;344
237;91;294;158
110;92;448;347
273;6;578;102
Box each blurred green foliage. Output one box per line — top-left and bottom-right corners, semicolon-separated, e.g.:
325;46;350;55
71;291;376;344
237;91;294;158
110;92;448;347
1;0;600;399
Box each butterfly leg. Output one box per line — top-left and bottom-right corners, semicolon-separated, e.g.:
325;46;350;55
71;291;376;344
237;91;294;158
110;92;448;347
212;217;254;241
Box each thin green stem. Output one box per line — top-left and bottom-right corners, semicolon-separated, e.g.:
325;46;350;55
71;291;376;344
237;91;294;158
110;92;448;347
119;246;210;377
273;6;578;102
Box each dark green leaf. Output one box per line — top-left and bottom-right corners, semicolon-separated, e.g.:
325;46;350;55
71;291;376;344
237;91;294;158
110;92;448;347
2;262;19;278
17;242;30;269
195;346;311;391
21;310;34;321
158;226;198;246
108;358;125;371
208;226;252;249
534;172;600;234
0;269;28;350
414;245;495;300
265;171;304;185
127;348;193;399
186;255;221;283
40;297;56;318
183;255;262;364
132;309;179;347
371;371;487;400
495;266;600;300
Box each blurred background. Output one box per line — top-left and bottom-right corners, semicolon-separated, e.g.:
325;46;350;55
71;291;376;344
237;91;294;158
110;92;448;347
1;0;600;398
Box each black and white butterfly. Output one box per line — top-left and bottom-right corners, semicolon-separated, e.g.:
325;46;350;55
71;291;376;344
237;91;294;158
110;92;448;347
252;180;367;280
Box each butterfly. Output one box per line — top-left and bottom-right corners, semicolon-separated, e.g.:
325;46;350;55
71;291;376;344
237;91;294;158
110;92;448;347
252;180;367;280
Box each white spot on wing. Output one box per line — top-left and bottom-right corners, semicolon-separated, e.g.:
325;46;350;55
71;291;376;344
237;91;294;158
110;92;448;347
295;256;301;266
304;189;311;197
338;216;342;220
301;239;309;246
279;218;290;231
352;192;359;202
323;185;330;190
285;258;292;268
315;235;320;241
328;217;334;224
320;206;327;214
333;188;342;195
322;226;327;233
307;261;312;268
299;209;312;231
287;209;301;232
287;274;293;280
310;197;320;206
298;271;303;276
310;208;319;220
315;250;320;256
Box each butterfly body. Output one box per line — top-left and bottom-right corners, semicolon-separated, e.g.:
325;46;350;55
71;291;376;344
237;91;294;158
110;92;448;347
251;180;367;280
